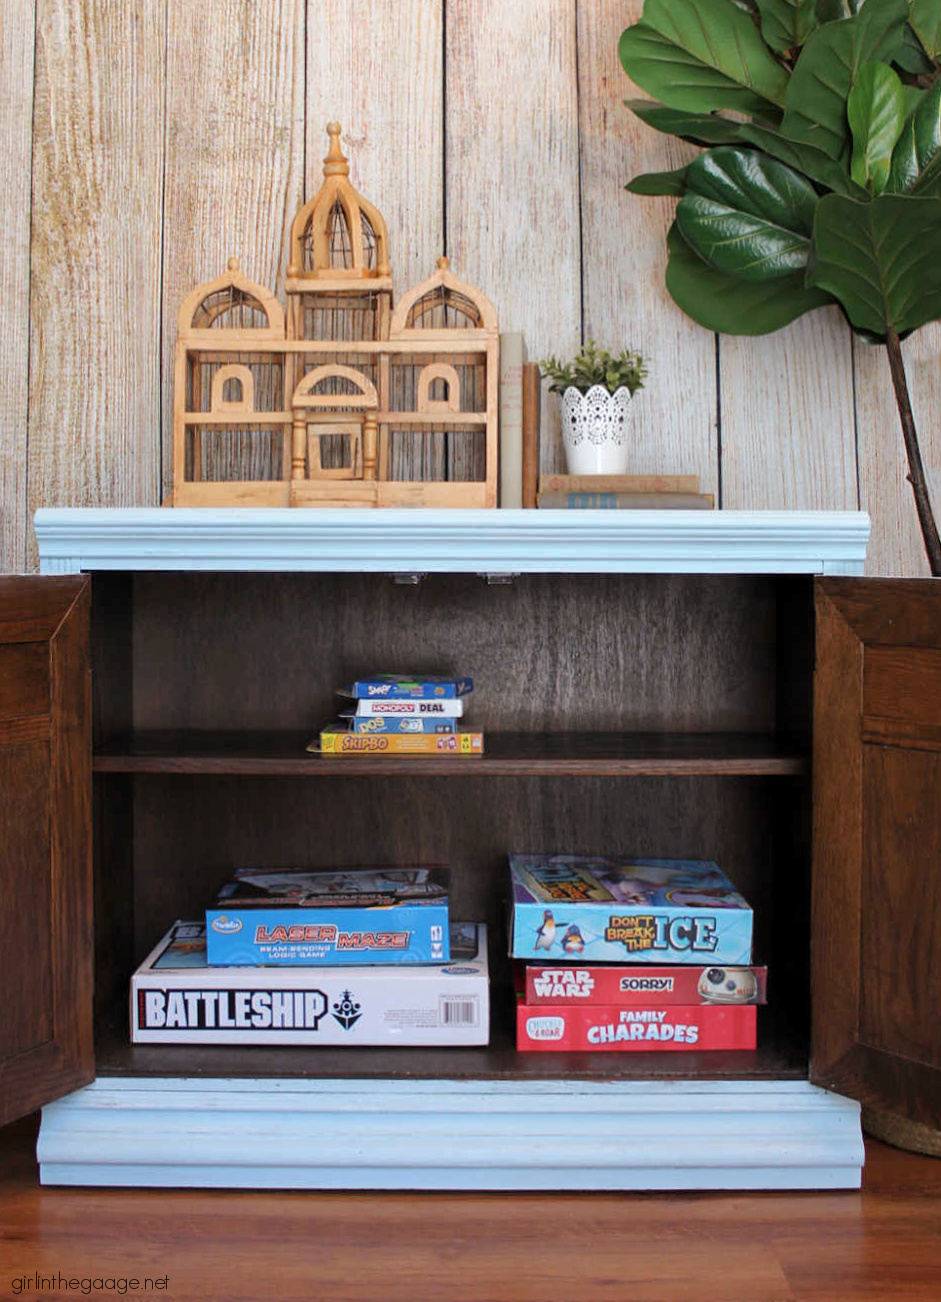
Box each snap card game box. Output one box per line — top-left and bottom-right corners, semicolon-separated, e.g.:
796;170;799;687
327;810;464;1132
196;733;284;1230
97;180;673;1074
522;962;767;1005
516;1000;757;1052
205;866;451;966
132;920;489;1045
508;855;754;965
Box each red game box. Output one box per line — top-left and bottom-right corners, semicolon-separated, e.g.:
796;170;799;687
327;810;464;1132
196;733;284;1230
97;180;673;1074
516;1000;757;1051
522;962;767;1006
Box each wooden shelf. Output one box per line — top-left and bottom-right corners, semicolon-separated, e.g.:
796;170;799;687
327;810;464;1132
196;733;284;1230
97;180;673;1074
93;730;807;776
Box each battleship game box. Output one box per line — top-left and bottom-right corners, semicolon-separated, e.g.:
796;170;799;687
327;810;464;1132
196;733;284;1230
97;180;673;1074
132;920;489;1045
205;866;451;966
516;1000;757;1052
522;962;767;1006
508;855;754;965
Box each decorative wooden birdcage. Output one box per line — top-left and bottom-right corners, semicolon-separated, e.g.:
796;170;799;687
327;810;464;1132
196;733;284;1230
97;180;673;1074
171;122;499;507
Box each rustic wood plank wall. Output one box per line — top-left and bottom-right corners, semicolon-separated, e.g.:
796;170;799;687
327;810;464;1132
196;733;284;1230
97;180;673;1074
2;0;938;576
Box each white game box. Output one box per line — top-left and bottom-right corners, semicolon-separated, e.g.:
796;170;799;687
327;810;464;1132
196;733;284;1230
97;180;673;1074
130;920;489;1046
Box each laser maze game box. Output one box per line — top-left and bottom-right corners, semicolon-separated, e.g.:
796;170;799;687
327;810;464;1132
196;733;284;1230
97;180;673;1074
132;920;489;1045
508;855;753;965
205;866;451;966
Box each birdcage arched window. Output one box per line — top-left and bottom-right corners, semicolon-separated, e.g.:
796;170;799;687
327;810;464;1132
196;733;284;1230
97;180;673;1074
390;258;498;337
177;260;285;341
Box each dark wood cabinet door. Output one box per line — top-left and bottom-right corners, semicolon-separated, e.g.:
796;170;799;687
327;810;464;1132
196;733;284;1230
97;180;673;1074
0;576;93;1126
813;578;941;1127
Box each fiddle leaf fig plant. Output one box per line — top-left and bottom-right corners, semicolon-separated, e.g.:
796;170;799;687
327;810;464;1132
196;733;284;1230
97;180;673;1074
620;0;941;574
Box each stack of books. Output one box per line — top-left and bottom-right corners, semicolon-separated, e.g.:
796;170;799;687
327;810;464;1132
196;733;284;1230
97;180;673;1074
309;673;484;757
508;854;765;1052
129;866;490;1046
536;474;714;510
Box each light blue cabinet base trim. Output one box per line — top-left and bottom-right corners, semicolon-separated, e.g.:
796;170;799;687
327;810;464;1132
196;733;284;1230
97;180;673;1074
39;1077;864;1190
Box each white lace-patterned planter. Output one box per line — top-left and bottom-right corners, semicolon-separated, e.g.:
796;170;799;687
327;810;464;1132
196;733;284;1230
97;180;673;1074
560;384;633;475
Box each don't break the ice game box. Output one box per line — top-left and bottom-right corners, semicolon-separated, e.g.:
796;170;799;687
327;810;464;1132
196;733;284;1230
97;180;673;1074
508;855;754;965
205;866;450;966
132;920;489;1045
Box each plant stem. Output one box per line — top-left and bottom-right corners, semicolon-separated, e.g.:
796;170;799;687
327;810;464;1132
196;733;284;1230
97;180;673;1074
885;328;941;576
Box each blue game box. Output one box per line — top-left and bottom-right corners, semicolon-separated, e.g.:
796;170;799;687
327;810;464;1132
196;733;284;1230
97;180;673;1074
206;866;450;966
508;855;753;965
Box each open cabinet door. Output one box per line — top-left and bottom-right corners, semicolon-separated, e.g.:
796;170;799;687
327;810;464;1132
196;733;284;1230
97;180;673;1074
0;576;93;1126
813;578;941;1128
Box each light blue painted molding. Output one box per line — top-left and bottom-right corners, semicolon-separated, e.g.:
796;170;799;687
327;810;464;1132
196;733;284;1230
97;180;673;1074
39;1078;864;1190
34;507;870;576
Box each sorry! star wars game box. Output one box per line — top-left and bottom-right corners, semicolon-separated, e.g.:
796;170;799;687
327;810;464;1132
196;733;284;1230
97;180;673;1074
522;962;767;1005
205;866;451;966
508;855;754;965
132;920;489;1045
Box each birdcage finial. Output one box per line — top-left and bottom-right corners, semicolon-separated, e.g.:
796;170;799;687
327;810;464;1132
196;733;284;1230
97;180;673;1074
323;122;349;177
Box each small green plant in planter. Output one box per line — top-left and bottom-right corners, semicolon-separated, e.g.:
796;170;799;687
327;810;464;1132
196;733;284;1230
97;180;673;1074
619;0;941;573
540;342;647;475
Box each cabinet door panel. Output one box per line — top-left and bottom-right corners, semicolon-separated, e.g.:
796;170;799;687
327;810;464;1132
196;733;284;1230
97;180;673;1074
0;576;93;1126
812;578;941;1126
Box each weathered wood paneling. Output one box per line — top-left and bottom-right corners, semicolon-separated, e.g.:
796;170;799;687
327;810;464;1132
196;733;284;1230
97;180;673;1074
9;0;939;577
306;0;443;303
581;0;717;492
28;0;166;565
855;326;941;578
720;310;857;515
162;0;306;497
0;6;35;574
445;0;581;473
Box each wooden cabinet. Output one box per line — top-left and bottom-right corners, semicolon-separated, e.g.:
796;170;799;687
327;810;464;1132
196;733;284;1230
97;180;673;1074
7;508;938;1189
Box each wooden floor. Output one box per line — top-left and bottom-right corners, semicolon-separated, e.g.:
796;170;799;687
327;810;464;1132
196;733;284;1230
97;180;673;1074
2;1113;941;1301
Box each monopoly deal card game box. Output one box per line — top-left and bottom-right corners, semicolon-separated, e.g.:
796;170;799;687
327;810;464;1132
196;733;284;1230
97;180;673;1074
516;1001;757;1052
522;962;767;1005
132;921;489;1045
205;866;450;966
508;855;754;965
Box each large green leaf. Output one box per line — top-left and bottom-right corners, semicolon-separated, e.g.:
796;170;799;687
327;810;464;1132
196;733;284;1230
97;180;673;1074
626;166;691;195
909;0;941;60
665;222;834;333
627;97;866;195
807;191;941;336
754;0;822;52
619;0;790;119
626;99;746;146
888;78;941;194
676;148;819;279
848;61;907;192
781;0;909;159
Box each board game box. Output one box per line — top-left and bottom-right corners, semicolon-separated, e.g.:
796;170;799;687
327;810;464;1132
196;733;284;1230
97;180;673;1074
352;698;465;717
508;855;753;965
205;866;451;966
516;1000;757;1052
338;674;473;700
340;712;457;734
132;920;489;1045
310;726;484;756
522;962;767;1005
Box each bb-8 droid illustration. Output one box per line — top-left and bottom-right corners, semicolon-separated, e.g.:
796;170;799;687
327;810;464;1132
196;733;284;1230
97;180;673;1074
697;966;758;1004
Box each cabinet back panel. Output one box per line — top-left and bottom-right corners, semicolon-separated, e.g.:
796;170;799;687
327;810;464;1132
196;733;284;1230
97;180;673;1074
129;573;778;734
126;773;785;981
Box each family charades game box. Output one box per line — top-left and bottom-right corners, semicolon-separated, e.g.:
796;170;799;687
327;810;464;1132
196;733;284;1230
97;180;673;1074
206;866;450;966
508;855;753;965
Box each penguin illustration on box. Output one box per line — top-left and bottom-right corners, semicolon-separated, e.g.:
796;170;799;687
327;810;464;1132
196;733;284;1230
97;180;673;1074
560;924;585;956
534;909;562;952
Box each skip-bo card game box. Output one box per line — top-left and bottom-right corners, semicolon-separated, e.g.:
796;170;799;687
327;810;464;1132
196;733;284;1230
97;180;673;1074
205;866;450;966
132;920;489;1045
509;855;754;965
